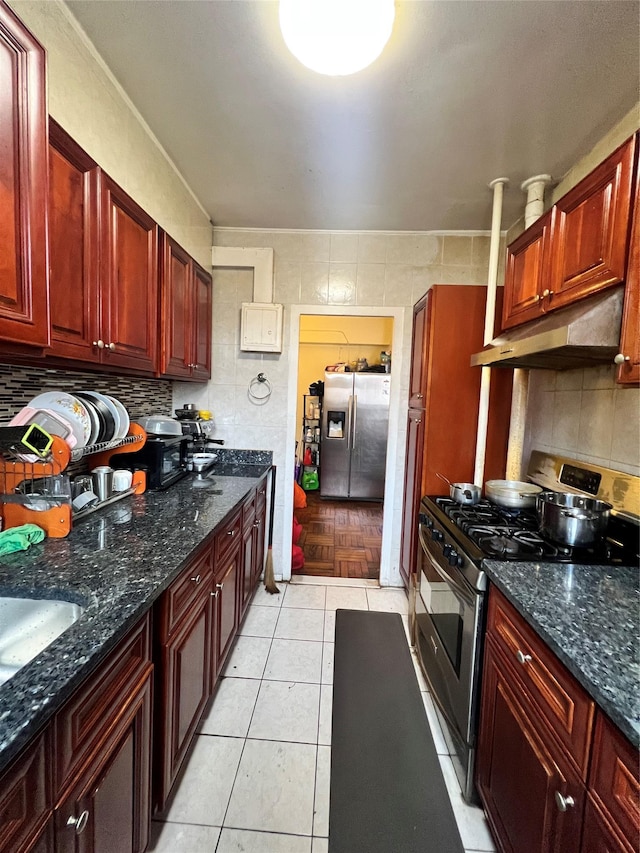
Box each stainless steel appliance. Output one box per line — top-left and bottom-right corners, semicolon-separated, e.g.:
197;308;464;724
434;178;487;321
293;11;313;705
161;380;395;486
412;451;639;803
320;371;390;500
112;435;190;490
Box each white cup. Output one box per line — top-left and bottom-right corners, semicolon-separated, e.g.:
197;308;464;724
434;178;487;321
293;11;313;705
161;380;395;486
112;469;133;492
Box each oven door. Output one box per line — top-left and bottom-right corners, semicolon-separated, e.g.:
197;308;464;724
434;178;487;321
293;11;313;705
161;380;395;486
414;523;483;748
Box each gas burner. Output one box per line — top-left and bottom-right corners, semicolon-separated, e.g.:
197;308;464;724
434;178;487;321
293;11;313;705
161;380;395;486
476;534;544;559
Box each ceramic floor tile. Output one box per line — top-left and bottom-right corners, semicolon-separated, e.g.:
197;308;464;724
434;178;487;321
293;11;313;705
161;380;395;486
318;685;332;745
321;643;334;685
421;691;449;755
240;604;280;637
252;584;284;607
249;681;320;743
313;744;331;837
323;610;336;641
325;586;369;611
282;584;327;610
223;635;272;679
160;735;243;825
148;820;221;852
275;607;325;641
264;638;323;683
438;755;497;852
311;839;329;853
198;677;260;737
366;587;409;614
217;828;312;853
225;739;317;835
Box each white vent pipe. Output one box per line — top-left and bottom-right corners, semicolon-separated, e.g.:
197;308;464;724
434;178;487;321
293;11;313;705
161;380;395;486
474;177;509;487
505;174;552;478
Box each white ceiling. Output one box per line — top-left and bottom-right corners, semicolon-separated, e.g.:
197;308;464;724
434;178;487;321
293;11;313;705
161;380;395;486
64;0;639;233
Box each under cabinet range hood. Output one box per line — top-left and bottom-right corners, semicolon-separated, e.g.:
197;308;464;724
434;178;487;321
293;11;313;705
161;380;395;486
470;287;624;370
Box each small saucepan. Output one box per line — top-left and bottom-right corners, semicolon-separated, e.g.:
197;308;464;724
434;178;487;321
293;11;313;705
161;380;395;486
437;474;481;505
536;491;612;547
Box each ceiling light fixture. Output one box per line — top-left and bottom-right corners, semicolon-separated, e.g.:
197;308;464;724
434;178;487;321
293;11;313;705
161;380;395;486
279;0;395;76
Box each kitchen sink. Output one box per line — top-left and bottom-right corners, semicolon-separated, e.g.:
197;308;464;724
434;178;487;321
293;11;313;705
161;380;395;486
0;596;84;687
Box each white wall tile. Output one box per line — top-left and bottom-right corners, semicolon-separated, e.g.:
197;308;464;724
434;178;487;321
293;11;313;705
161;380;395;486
330;233;359;263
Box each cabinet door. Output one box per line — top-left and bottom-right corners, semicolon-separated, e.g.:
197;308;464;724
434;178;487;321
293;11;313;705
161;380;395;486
581;795;634;853
55;673;152;853
0;4;49;348
48;120;100;361
0;732;51;853
399;409;424;590
408;294;428;407
159;232;192;378
155;589;212;809
476;641;585;853
550;136;636;311
502;212;552;330
100;175;158;373
616;143;640;385
240;494;256;620
214;549;240;673
192;263;212;381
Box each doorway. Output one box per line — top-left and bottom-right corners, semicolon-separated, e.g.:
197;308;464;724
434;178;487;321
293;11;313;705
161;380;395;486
284;306;406;586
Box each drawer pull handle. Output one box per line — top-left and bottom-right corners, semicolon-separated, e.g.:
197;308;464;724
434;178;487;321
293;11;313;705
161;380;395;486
67;810;89;835
190;574;201;584
516;650;532;665
554;791;575;812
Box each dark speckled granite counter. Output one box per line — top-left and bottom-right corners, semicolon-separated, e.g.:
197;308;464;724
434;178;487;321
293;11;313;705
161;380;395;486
483;560;639;748
0;459;271;776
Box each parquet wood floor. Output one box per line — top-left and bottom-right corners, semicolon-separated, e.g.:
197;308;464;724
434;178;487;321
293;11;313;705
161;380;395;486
295;491;383;579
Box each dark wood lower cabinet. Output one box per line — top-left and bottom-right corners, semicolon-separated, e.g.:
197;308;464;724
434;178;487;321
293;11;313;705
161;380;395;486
477;641;585;853
581;796;634;853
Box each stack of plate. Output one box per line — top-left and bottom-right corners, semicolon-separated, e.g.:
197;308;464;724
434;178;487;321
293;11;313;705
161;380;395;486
10;391;131;453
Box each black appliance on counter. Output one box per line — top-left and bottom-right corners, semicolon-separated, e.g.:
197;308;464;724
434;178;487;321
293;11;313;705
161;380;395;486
112;435;190;490
412;450;639;804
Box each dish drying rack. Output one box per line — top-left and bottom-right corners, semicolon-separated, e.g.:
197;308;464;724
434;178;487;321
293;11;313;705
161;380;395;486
0;423;147;538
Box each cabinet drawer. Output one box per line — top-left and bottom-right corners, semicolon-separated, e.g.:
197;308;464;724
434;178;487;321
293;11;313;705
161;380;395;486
589;712;640;847
242;492;256;532
54;613;152;795
215;507;243;564
487;589;594;775
159;546;212;640
0;732;51;853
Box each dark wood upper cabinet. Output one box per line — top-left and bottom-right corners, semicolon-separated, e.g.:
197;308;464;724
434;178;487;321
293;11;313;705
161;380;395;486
616;139;640;386
502;212;552;330
100;175;159;374
0;3;49;349
158;233;212;381
48;120;100;361
549;136;636;311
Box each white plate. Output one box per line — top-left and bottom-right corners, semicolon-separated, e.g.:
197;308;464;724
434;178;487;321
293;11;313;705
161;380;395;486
27;393;91;449
77;391;121;442
106;395;130;439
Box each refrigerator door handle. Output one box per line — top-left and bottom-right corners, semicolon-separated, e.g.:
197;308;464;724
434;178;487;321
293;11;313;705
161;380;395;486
351;395;358;448
347;395;353;449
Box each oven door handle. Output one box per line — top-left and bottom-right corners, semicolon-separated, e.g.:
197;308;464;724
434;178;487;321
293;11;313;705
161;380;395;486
419;525;474;607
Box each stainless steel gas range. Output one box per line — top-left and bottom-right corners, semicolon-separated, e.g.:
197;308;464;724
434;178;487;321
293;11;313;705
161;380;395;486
411;451;639;804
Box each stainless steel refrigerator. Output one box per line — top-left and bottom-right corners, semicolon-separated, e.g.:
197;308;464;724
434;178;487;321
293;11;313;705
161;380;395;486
321;371;390;500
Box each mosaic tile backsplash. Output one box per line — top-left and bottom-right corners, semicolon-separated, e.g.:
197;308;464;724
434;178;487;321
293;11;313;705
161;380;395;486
0;365;173;425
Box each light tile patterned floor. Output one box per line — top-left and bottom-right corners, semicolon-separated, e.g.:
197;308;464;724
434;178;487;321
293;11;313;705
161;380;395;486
149;577;496;853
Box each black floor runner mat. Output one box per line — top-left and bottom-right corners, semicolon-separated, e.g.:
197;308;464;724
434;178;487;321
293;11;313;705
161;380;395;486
329;609;465;853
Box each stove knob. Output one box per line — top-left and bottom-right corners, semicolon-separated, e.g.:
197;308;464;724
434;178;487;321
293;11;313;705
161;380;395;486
448;550;460;567
418;513;432;528
431;528;443;542
443;544;452;557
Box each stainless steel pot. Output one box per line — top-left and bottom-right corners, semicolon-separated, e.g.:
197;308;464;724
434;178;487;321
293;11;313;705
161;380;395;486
485;479;542;509
536;491;612;547
450;482;481;505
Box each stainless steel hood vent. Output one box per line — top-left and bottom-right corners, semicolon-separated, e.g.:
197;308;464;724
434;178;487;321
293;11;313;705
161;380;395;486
470;287;624;370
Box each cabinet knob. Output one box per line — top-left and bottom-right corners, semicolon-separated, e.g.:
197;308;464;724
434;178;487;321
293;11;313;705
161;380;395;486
108;342;116;351
554;791;575;812
190;574;201;584
211;589;219;598
415;393;424;399
92;339;105;349
67;810;89;835
534;294;541;303
254;521;261;528
227;529;235;537
216;582;224;590
614;353;631;365
516;649;532;665
542;289;554;298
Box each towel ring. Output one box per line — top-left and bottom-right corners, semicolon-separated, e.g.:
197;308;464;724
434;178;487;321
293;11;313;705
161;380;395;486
248;372;272;404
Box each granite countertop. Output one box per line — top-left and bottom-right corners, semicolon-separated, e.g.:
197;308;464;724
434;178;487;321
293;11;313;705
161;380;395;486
0;460;271;776
483;560;640;748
